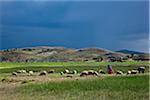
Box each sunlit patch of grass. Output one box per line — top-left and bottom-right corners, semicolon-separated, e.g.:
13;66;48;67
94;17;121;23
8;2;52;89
0;61;149;74
0;61;149;68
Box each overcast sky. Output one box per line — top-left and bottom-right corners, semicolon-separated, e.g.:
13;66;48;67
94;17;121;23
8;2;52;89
0;1;149;52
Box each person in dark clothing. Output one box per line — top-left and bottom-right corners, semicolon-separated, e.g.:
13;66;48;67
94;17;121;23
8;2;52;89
107;65;113;74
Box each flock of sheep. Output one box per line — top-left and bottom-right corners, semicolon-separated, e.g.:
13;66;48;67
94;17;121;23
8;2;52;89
11;66;145;77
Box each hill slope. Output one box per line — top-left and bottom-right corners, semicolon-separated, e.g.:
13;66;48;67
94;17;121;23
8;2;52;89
0;46;127;62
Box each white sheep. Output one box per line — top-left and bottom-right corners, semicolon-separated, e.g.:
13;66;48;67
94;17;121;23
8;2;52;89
39;71;47;76
116;70;124;75
29;71;34;75
12;72;17;76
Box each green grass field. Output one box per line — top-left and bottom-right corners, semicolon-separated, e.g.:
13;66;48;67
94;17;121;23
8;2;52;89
0;61;149;68
0;61;149;100
0;61;149;73
0;75;149;100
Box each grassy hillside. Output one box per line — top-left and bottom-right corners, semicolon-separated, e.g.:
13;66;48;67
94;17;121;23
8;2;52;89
0;46;128;62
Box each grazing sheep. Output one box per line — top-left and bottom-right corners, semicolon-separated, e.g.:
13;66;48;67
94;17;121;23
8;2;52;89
80;71;89;77
127;70;131;75
39;71;47;76
12;72;17;76
93;71;99;76
60;72;64;75
67;71;73;74
131;70;138;74
22;70;27;73
16;70;26;74
80;70;98;77
137;67;145;73
88;70;98;76
29;71;34;75
73;70;77;74
88;70;94;74
99;70;105;74
116;70;124;75
67;70;77;74
48;70;55;74
16;70;22;73
63;69;70;74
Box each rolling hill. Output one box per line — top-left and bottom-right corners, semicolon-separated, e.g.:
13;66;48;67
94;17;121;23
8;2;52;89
0;46;129;62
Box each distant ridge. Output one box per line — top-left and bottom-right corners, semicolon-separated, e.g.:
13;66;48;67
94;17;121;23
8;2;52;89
116;49;146;54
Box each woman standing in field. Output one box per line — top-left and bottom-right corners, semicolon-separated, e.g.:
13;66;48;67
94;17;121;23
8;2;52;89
107;65;113;74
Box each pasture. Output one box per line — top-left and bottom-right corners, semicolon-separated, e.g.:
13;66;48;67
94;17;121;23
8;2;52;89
0;61;149;100
0;61;149;73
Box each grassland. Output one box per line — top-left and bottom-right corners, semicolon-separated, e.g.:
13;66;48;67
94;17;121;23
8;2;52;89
0;61;149;73
0;61;149;100
0;61;149;68
0;75;149;100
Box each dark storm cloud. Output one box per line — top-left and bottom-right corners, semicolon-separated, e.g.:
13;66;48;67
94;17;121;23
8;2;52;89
0;1;149;52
